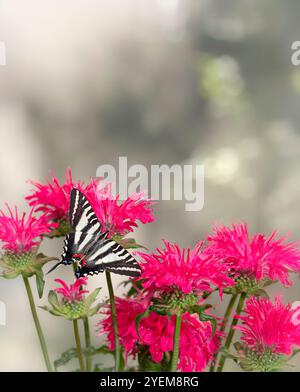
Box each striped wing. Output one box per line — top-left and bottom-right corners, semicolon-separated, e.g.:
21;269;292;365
62;188;141;278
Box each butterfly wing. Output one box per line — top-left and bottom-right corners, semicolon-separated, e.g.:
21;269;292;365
76;237;141;278
63;188;141;278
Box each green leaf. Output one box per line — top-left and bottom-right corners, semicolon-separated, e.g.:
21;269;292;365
35;253;59;266
114;237;148;250
191;304;212;314
291;349;300;359
135;307;151;338
118;348;125;371
35;269;45;298
94;364;114;372
48;290;61;310
85;288;101;307
125;279;144;297
86;302;104;317
1;269;19;279
93;345;114;355
54;348;78;370
219;347;238;361
253;289;269;298
189;304;217;336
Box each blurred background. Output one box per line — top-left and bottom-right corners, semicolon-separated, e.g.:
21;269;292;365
1;0;300;371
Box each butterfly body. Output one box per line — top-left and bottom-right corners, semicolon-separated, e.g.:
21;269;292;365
49;188;141;278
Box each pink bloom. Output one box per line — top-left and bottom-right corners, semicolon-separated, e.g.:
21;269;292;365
88;183;154;237
236;296;300;355
26;170;154;237
99;297;147;357
0;205;54;253
99;296;219;371
26;169;96;222
138;240;233;295
206;223;300;286
54;278;89;302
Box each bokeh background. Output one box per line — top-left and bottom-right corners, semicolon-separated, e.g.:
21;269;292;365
1;0;300;371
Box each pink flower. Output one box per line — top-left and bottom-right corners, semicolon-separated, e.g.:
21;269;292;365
54;278;89;302
26;169;96;222
26;170;154;237
99;297;147;356
236;296;300;355
206;223;300;286
88;183;154;237
99;296;219;371
0;205;54;253
138;240;233;295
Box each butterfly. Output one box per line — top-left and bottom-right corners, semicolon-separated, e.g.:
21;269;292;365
47;188;141;278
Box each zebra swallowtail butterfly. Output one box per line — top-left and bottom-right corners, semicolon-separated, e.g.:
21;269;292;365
47;188;141;278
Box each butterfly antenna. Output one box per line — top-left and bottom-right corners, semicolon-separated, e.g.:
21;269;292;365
47;261;63;275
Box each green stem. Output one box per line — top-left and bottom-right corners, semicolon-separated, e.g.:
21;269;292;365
73;319;85;372
170;314;182;372
73;262;91;371
22;275;53;372
83;317;92;371
217;292;246;372
210;294;238;372
105;271;121;371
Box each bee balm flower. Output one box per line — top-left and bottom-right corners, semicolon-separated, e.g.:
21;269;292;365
87;183;155;238
41;278;102;320
26;169;100;237
206;223;300;293
0;205;55;278
139;240;233;302
232;297;300;372
99;296;220;372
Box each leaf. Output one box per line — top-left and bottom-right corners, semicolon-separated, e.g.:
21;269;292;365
54;346;111;371
118;348;126;371
219;347;238;360
35;254;59;266
200;313;217;337
94;364;114;372
85;288;101;307
114;237;147;250
126;279;144;297
48;290;61;310
54;348;78;370
35;269;45;298
93;345;114;355
253;288;269;298
291;349;300;359
135;307;151;338
191;304;212;314
1;269;19;279
86;302;105;317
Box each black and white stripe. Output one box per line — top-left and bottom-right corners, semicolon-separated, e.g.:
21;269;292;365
60;188;141;278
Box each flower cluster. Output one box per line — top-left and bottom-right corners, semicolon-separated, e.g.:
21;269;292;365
26;169;154;238
87;182;154;238
231;297;300;371
139;240;233;298
206;223;300;293
99;296;220;372
98;240;231;371
26;170;97;236
2;168;300;373
42;278;101;320
0;205;56;278
0;205;53;253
